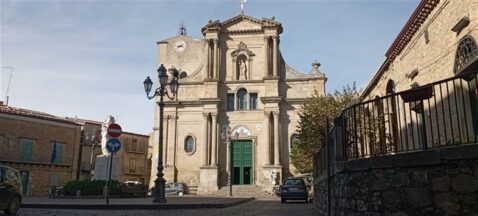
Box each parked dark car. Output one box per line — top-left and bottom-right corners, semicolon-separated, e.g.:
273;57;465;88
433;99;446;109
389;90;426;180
120;181;147;198
0;165;22;215
280;177;308;203
165;182;189;196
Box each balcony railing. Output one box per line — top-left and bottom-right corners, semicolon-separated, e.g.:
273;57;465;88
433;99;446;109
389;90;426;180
336;72;478;160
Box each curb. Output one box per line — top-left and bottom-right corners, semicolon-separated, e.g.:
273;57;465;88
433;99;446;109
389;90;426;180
21;197;255;210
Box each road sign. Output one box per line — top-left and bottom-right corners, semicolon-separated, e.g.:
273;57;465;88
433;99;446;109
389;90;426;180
106;138;121;153
107;123;122;138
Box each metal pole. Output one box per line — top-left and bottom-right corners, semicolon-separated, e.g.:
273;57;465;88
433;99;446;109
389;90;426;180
326;120;332;216
229;139;233;196
106;152;113;204
90;140;95;179
154;89;167;203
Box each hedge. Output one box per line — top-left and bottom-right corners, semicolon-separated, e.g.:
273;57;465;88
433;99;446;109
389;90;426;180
61;180;121;196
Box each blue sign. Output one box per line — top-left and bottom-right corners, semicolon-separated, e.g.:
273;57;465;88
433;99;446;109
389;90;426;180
106;138;121;153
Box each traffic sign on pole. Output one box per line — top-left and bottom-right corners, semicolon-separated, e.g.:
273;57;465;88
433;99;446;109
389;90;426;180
106;138;122;153
107;123;122;138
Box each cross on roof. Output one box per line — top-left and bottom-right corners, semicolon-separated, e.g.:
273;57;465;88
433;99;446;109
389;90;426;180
239;0;247;14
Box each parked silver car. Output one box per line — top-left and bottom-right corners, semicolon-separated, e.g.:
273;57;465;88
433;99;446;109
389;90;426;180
165;182;189;196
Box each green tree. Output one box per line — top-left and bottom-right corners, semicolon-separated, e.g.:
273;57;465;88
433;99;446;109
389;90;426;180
291;83;360;173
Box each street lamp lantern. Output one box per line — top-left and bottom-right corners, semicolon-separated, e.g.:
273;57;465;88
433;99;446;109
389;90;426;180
143;77;153;95
143;63;179;203
157;65;168;87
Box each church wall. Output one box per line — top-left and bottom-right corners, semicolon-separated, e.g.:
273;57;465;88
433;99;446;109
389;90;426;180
365;0;478;99
151;14;327;193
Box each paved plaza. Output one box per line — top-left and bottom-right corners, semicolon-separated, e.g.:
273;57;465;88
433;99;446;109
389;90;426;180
2;196;315;216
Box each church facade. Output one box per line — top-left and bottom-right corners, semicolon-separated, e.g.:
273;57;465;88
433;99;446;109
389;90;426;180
149;14;326;194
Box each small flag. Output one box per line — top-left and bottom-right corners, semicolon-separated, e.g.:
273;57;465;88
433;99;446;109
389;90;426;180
50;141;57;164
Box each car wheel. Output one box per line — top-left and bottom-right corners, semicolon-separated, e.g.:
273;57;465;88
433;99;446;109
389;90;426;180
178;192;184;196
5;196;21;215
281;198;286;203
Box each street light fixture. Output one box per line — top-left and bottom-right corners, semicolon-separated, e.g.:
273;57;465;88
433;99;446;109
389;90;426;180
229;131;239;196
143;64;179;203
222;125;239;197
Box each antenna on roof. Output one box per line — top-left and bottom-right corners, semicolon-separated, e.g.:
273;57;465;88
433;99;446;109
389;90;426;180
2;66;14;106
178;21;187;36
239;0;247;14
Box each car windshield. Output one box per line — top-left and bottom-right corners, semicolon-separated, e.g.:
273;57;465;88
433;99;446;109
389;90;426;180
284;179;304;186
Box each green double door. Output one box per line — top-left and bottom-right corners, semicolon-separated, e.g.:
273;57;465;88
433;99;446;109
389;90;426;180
232;140;252;185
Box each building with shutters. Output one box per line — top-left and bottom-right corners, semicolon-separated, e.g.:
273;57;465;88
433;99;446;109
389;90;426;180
0;103;81;196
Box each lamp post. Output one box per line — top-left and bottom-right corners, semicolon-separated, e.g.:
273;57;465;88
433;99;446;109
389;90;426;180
143;64;179;203
229;132;239;196
222;126;239;197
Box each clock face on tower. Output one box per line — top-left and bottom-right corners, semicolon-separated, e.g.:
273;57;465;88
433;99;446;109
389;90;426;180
174;40;187;53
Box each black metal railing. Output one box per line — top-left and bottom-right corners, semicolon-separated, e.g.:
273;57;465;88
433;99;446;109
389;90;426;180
338;72;478;160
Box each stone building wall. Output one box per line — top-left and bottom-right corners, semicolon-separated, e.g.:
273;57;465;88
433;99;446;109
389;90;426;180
364;0;478;99
0;107;81;196
315;145;478;215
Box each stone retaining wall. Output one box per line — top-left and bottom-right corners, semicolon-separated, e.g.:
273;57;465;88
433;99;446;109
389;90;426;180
315;145;478;215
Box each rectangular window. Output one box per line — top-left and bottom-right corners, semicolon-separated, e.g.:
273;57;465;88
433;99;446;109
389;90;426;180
130;159;136;173
131;139;137;152
50;173;59;186
20;139;34;162
250;93;258;109
51;141;64;164
227;94;235;111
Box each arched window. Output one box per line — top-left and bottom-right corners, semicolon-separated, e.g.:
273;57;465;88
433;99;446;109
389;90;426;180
184;135;195;154
290;134;299;148
455;36;478;74
386;79;395;94
237;89;248;110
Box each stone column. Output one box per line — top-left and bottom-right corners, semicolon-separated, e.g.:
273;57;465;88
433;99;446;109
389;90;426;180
172;115;178;168
264;111;271;165
272;36;278;77
264;36;269;77
213;38;218;79
164;115;170;166
211;113;218;166
273;111;280;165
202;113;209;166
205;39;211;78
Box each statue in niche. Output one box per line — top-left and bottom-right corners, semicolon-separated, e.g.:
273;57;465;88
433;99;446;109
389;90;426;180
100;115;115;155
239;58;247;80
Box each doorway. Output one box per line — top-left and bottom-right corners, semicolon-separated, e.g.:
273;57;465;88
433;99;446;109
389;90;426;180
232;140;253;185
20;171;29;196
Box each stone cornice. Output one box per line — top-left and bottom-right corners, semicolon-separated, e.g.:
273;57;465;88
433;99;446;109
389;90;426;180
261;96;283;103
225;80;264;84
284;98;312;104
199;98;221;104
285;77;327;82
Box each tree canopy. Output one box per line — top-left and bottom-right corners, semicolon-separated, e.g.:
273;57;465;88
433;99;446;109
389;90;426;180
291;83;361;174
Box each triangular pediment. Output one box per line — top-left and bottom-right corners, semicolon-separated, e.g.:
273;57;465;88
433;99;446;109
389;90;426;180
225;18;262;31
202;14;283;35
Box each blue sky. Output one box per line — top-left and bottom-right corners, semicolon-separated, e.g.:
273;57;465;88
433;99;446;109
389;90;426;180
1;0;418;134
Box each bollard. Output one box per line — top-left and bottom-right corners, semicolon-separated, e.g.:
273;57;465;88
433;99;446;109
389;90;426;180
76;189;81;198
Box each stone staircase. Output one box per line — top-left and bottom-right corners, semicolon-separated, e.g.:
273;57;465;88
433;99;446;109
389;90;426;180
211;185;273;198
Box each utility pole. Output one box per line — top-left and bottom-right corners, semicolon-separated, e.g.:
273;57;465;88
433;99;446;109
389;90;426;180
2;66;14;106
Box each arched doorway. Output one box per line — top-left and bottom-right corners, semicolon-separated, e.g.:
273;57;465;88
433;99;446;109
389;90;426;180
231;126;253;185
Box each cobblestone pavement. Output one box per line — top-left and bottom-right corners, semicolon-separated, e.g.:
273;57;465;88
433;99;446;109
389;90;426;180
5;199;316;216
